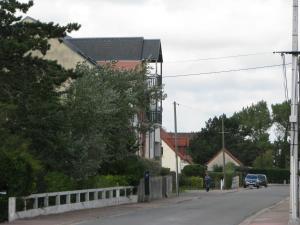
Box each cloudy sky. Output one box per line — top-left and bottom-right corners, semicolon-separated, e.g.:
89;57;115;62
25;0;293;132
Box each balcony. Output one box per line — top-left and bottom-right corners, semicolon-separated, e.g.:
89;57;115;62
147;110;162;124
147;75;162;88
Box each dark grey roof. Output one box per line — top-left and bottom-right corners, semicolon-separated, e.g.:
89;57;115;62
64;37;163;63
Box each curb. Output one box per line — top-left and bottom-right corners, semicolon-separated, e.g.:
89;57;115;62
238;197;289;225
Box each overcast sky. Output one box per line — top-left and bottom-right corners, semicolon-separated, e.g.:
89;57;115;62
25;0;293;132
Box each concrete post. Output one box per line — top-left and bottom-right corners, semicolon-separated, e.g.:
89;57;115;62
66;194;71;204
55;195;60;205
76;193;80;203
85;192;89;202
44;196;49;207
8;197;16;222
33;198;38;209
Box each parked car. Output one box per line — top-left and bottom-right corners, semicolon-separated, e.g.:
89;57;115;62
244;174;260;188
257;174;268;187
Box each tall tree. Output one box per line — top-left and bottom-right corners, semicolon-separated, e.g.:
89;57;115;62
189;101;272;166
63;64;159;179
271;101;290;168
0;0;79;193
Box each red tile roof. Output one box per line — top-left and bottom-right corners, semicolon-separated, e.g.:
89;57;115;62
161;128;193;164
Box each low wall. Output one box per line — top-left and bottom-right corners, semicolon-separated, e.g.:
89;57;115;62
138;175;172;202
9;186;137;222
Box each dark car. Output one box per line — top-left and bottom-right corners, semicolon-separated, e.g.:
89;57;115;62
257;174;268;187
244;174;260;188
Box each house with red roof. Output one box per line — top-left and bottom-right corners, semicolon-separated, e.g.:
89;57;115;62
160;129;193;173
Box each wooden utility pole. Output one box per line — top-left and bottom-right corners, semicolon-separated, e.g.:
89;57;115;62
221;118;226;189
173;101;179;196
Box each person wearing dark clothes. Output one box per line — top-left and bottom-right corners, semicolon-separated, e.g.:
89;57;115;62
204;173;211;192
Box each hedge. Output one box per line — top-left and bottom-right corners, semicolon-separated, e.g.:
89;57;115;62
236;167;290;184
182;164;206;177
179;176;204;190
208;172;234;189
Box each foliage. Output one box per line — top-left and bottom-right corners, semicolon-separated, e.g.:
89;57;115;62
253;149;274;169
0;136;41;196
271;101;290;168
82;175;130;189
44;172;76;192
179;176;203;190
0;196;8;222
212;164;223;172
160;167;171;176
182;164;206;177
62;64;161;179
0;0;79;199
208;172;234;189
99;155;161;185
189;101;273;166
236;167;290;184
225;162;236;173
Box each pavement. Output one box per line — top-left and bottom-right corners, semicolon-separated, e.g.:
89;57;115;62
238;197;289;225
2;187;290;225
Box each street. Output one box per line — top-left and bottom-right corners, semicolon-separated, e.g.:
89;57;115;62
77;186;288;225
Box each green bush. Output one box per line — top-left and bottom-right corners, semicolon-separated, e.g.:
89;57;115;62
208;172;234;189
160;167;171;176
182;164;206;177
100;155;161;185
83;175;129;189
0;196;8;222
179;175;203;190
44;172;76;192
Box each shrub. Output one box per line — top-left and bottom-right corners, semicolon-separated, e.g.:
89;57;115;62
208;172;234;189
160;167;171;176
182;164;206;177
0;196;8;222
179;175;203;190
44;172;76;192
83;175;130;189
100;155;161;185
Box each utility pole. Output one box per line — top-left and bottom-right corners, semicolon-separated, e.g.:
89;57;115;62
173;101;179;196
289;0;299;223
221;118;226;189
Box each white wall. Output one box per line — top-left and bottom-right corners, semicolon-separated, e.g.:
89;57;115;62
161;140;185;174
207;151;240;171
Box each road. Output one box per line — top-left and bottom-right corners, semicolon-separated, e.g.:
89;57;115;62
77;186;288;225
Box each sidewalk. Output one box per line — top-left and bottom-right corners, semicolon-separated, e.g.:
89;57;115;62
239;198;289;225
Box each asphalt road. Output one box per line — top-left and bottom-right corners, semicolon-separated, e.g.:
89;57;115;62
78;186;289;225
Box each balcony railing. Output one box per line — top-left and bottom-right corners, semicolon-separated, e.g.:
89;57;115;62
147;75;162;88
147;110;162;124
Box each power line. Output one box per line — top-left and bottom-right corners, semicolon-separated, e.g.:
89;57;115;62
165;52;272;63
164;63;291;78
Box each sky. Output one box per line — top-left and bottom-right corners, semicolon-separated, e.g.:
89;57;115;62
24;0;293;133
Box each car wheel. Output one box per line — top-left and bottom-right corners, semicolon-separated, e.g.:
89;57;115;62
256;185;260;189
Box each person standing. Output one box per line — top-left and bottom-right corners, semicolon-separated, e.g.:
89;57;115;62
205;173;211;192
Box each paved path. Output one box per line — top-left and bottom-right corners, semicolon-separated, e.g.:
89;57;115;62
239;197;289;225
5;186;289;225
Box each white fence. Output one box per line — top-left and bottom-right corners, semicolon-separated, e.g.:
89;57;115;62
8;186;137;222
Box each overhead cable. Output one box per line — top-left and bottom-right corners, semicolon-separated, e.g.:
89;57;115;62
165;52;272;63
164;63;291;78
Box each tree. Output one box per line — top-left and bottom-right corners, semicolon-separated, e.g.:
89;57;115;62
253;149;274;169
271;101;290;168
0;0;79;193
189;101;272;167
62;64;157;179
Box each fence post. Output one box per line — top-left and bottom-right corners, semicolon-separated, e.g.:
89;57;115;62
33;197;38;209
55;195;60;205
44;196;49;207
8;197;16;222
66;194;71;204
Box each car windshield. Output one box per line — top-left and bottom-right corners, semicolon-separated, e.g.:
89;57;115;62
246;175;258;179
